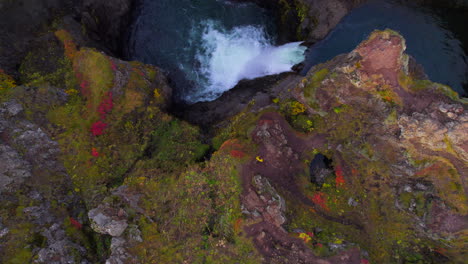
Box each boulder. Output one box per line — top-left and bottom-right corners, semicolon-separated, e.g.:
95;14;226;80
88;204;128;237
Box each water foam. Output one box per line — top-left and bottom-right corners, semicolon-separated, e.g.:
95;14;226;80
186;21;306;102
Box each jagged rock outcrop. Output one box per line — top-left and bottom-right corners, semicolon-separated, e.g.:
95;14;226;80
0;92;89;263
1;1;467;263
0;0;135;78
235;0;366;42
81;0;135;55
0;0;75;76
206;29;467;263
88;204;128;237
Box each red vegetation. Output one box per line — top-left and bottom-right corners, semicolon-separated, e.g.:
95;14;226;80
220;139;243;151
230;150;246;158
91;147;99;157
90;121;108;136
110;61;117;71
69;217;82;229
75;72;91;98
360;259;369;264
310;192;329;211
97;92;113;119
335;165;346;187
258;119;273;126
434;247;447;256
415;163;442;177
54;30;78;60
90;92;114;136
135;69;145;77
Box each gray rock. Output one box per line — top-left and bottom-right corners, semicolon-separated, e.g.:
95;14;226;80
23;205;55;225
126;224;143;243
0;227;9;238
105;237;131;264
0;144;32;194
36;223;87;264
3;100;23;116
88;204;128;237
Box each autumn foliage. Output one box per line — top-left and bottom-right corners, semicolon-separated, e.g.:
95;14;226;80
90;121;108;136
69;217;82;229
310;192;329;211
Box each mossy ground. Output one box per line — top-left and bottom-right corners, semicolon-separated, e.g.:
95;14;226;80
0;69;16;102
125;139;260;263
2;27;466;263
45;30;259;262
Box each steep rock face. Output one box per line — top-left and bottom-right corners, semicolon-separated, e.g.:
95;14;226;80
235;0;365;42
1;3;467;263
296;0;367;42
0;0;74;76
0;0;135;78
210;30;467;263
81;0;135;56
406;0;468;9
0;28;182;263
0;92;88;263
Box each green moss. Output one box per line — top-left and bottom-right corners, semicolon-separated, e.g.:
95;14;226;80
295;0;308;23
73;49;114;107
434;83;460;101
291;114;314;133
127;144;260;263
3;222;35;264
294;0;309;39
399;71;462;102
0;69;16;102
303;68;329;106
212;109;263;150
146;119;209;172
384;109;398;125
5;248;33;264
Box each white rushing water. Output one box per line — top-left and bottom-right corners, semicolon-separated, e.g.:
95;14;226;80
186;20;306;102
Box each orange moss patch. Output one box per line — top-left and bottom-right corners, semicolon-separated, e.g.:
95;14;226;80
230;150;246;158
234;218;243;233
55;30;78;60
220;139;249;159
0;69;16;100
220;139;244;151
121;90;144;114
335;165;346;188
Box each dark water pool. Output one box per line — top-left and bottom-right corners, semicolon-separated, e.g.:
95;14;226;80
301;0;468;97
128;0;305;103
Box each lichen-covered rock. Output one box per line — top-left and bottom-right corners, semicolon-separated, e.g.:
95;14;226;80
0;143;32;194
36;223;87;264
88;204;128;237
398;102;468;162
209;29;467;263
2;2;467;262
0;93;92;263
105;237;132;264
243;175;287;227
236;0;365;42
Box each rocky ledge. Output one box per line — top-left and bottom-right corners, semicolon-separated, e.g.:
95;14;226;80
1;0;467;263
1;24;466;263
